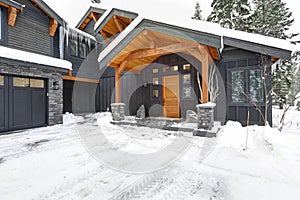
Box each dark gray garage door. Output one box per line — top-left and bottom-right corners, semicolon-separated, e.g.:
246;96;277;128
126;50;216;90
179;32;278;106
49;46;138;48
0;75;47;133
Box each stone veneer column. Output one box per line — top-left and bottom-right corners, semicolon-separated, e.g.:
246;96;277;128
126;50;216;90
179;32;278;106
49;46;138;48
111;103;126;121
196;102;216;130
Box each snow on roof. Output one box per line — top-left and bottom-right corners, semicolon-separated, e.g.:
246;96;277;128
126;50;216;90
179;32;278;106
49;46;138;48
96;1;295;62
68;27;96;41
0;45;72;70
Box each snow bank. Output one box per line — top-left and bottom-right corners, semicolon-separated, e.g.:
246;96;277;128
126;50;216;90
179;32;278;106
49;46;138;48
0;45;72;70
63;112;84;125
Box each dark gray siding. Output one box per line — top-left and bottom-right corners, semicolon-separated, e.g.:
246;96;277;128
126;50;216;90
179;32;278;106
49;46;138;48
216;46;272;126
7;0;51;56
83;20;97;36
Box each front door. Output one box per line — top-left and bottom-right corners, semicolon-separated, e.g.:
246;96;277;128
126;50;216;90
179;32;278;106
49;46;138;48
162;75;180;118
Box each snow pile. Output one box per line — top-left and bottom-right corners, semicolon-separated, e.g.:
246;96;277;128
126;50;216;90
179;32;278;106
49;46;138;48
63;112;84;125
0;45;72;70
272;107;300;130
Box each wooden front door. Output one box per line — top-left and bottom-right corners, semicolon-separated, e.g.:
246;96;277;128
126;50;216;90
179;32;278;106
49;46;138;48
162;75;180;118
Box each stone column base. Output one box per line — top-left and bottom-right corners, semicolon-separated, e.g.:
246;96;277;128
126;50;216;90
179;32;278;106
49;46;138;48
196;102;216;130
111;103;126;121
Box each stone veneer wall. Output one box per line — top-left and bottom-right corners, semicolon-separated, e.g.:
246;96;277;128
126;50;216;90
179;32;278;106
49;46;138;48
0;62;64;125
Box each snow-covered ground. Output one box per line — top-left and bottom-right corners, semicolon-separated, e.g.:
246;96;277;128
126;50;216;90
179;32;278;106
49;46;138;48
0;109;300;199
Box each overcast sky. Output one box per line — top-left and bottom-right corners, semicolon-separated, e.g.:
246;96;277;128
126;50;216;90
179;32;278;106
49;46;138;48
43;0;299;37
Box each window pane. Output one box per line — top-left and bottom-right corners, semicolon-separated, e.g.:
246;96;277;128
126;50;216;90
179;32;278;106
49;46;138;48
79;42;87;58
153;77;159;85
13;77;29;87
249;70;263;101
163;66;169;73
183;74;191;84
153;89;159;98
171;65;178;71
70;39;78;56
183;87;191;98
231;71;244;102
152;68;159;74
0;76;4;86
183;64;191;70
30;79;44;88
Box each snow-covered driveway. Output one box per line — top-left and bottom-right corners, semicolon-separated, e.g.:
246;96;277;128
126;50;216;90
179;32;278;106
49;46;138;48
0;112;300;200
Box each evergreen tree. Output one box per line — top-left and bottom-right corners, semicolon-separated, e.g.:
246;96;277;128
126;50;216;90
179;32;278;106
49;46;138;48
191;2;204;20
207;0;252;31
250;0;295;39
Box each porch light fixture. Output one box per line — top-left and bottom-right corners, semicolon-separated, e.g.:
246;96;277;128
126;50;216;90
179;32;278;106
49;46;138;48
53;81;60;90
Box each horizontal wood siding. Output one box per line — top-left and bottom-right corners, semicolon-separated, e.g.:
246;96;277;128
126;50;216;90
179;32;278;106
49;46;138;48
7;0;51;56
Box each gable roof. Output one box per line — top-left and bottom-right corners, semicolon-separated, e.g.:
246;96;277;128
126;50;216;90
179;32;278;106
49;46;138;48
96;7;294;69
30;0;64;25
76;6;106;30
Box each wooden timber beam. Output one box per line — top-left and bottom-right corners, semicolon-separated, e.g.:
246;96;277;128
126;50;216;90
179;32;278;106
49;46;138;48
113;15;123;33
62;75;100;84
100;30;110;45
108;62;141;74
186;48;209;103
49;19;58;36
127;43;197;61
8;7;17;26
143;30;156;48
115;69;121;103
91;12;99;22
115;16;129;28
117;59;129;74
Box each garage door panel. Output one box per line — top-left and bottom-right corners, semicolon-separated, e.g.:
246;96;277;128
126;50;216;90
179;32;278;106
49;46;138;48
31;90;46;126
12;89;30;128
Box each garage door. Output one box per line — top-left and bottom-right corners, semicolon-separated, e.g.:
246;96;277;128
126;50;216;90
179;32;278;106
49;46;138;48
0;75;47;133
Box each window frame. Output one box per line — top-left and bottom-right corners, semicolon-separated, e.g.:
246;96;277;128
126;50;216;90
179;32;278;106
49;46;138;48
69;37;88;59
228;67;264;105
0;7;8;45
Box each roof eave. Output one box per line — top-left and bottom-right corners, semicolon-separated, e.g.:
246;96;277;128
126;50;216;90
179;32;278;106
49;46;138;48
75;6;106;29
32;0;64;25
223;36;292;60
1;0;24;10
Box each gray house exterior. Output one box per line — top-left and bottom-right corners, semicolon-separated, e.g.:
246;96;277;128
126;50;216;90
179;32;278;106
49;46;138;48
0;1;294;134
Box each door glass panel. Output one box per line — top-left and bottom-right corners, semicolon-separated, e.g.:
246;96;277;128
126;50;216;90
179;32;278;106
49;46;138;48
13;77;29;87
231;71;244;102
153;77;159;85
30;79;44;88
153;89;159;98
0;76;4;86
249;70;263;101
152;68;159;74
183;64;191;70
183;74;191;84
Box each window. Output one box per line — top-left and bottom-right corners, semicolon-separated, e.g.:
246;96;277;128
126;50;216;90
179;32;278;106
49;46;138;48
153;77;159;85
183;87;192;98
183;74;191;84
163;66;169;73
249;70;263;102
230;69;264;103
171;65;178;71
0;75;4;86
79;42;87;58
153;89;159;98
13;77;30;87
70;39;78;57
152;68;159;74
30;79;44;88
183;64;191;70
231;71;244;102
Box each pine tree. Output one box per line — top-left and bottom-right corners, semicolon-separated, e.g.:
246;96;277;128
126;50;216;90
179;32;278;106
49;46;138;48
207;0;252;31
250;0;295;39
191;2;204;20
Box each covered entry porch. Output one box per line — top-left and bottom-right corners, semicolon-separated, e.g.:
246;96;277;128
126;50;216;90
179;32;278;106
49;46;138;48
103;28;220;118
